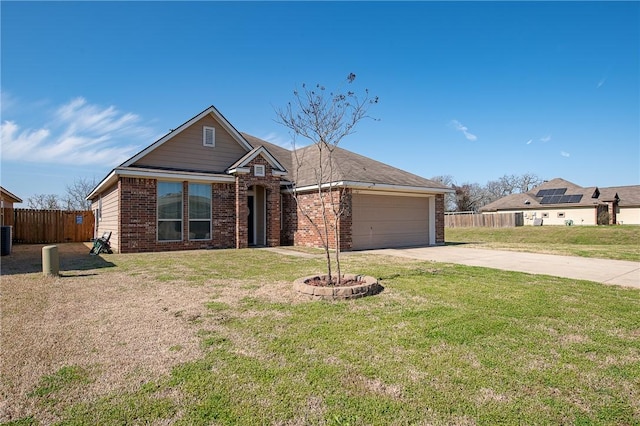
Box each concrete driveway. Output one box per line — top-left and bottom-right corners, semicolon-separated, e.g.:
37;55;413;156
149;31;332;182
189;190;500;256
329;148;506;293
358;246;640;289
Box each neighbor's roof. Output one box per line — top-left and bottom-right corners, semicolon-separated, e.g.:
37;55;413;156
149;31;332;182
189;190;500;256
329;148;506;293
481;178;640;212
600;185;640;207
242;133;452;193
0;186;23;203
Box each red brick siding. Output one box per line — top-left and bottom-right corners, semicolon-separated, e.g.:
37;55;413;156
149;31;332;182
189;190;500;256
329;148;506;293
435;193;445;244
280;193;296;246
291;188;352;251
235;156;281;248
119;178;237;253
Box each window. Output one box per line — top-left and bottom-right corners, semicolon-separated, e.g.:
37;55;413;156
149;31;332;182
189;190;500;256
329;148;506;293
557;212;565;218
254;164;265;177
542;212;549;218
158;182;183;241
189;183;211;240
203;126;215;147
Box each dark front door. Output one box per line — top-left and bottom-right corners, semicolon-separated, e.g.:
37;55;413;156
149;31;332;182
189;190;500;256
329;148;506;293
247;195;254;245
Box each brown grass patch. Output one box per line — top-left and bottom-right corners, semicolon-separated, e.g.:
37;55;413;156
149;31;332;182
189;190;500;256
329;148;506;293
0;244;302;423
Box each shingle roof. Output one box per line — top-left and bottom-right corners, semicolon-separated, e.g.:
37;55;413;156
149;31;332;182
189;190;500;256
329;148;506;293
241;133;450;192
480;178;640;211
600;185;640;207
0;186;22;204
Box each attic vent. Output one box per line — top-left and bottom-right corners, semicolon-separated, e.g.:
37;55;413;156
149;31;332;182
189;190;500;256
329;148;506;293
203;126;215;147
524;200;531;205
254;165;265;177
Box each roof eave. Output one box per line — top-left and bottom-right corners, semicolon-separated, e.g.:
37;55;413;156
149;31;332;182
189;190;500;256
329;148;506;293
285;180;454;194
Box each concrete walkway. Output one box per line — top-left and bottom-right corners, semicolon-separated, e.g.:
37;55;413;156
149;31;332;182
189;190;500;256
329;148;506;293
359;246;640;289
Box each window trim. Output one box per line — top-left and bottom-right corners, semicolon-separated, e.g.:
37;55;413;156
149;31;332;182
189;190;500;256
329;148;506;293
557;212;565;218
203;126;215;147
188;183;212;241
541;212;549;218
157;181;183;242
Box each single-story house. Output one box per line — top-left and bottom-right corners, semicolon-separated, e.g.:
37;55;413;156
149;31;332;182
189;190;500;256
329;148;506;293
480;178;640;225
1;186;22;226
87;105;452;253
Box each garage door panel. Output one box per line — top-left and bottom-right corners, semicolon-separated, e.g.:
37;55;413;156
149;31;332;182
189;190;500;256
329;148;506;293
352;194;429;250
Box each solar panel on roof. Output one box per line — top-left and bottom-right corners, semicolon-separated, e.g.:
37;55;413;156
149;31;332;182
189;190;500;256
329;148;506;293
539;193;583;204
536;188;567;197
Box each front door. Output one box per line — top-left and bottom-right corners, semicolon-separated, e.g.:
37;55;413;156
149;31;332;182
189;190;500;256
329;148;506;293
247;195;255;245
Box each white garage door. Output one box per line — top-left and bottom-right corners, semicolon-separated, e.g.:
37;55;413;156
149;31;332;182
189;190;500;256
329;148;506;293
352;193;429;250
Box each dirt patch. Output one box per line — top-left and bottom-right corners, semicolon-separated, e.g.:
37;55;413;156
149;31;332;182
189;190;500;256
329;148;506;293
0;244;304;423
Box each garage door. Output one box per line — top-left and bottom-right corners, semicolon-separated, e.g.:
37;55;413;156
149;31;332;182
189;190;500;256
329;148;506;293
351;193;429;250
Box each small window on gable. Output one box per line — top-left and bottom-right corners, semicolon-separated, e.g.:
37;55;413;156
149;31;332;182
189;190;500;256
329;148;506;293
557;212;565;218
254;165;265;177
542;212;549;218
203;126;215;147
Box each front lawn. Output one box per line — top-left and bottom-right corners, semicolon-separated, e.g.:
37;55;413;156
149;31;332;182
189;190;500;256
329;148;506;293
446;225;640;261
2;245;639;425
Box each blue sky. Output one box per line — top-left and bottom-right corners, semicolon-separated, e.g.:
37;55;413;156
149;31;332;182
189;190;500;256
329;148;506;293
2;1;638;204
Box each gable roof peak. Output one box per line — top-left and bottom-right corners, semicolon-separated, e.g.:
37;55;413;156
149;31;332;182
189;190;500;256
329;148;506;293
120;105;253;168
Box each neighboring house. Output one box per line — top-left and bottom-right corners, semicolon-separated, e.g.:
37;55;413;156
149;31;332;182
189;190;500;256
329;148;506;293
87;105;452;253
0;186;22;226
481;178;640;225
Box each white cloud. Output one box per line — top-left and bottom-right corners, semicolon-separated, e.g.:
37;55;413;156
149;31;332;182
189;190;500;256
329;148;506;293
1;97;156;166
560;151;570;157
260;132;294;149
449;120;477;141
540;135;552;143
597;77;606;89
526;139;533;145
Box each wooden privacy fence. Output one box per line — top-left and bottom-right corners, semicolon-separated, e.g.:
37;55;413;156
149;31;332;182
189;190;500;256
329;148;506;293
445;212;523;228
1;208;94;244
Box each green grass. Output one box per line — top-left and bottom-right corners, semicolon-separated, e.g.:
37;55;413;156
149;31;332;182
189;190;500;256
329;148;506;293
446;225;640;261
16;249;639;425
28;366;91;399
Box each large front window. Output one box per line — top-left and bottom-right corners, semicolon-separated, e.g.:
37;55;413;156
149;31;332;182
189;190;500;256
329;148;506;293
158;182;183;241
189;183;211;240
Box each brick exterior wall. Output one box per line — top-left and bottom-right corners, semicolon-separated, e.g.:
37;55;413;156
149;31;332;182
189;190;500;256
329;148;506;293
289;188;352;251
118;178;234;253
435;193;445;244
116;171;444;252
280;193;296;246
234;156;281;248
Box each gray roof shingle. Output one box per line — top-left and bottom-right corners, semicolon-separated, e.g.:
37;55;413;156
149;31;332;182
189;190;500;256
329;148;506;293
241;133;450;192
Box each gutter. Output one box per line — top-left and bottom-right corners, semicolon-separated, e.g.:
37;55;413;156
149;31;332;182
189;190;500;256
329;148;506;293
283;180;454;195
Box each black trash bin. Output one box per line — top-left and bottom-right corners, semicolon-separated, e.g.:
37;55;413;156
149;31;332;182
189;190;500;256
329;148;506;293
1;226;12;256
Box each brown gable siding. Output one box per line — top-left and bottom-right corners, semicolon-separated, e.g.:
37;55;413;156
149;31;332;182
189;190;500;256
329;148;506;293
133;115;248;173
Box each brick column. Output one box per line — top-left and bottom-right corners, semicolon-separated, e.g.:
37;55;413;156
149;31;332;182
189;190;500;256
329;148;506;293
435;194;445;244
235;176;248;249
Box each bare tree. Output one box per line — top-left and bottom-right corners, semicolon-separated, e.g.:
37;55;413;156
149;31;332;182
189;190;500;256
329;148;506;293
484;173;543;205
431;175;456;211
276;73;378;284
63;177;96;210
27;194;62;210
452;183;486;212
518;172;543;193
